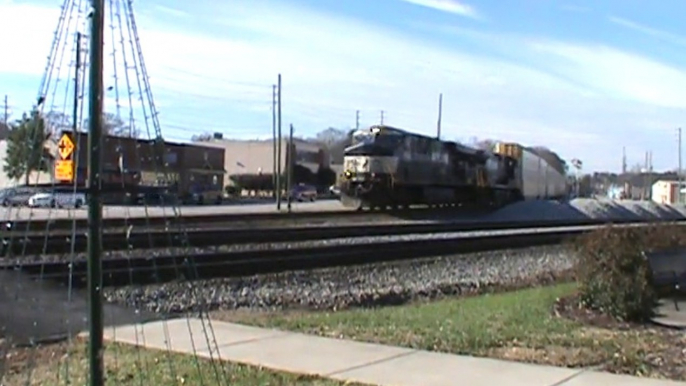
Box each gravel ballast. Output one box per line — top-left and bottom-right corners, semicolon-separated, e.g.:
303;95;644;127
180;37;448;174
6;198;685;266
487;198;686;222
25;198;686;316
103;245;576;314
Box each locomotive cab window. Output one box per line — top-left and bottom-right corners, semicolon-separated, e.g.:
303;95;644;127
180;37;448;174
347;127;401;156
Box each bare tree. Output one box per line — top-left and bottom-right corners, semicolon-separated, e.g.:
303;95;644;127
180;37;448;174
315;127;347;148
83;112;139;138
43;111;72;137
630;163;644;174
312;127;350;165
466;136;497;151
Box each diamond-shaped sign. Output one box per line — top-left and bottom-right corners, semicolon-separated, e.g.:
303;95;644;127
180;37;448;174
58;134;74;160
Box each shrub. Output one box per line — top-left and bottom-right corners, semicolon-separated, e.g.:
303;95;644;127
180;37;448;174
573;223;686;322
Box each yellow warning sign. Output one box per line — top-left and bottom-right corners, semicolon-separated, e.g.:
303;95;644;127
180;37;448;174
58;134;74;160
54;160;74;182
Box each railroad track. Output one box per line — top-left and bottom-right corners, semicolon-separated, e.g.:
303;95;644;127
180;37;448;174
10;219;685;287
1;204;496;232
0;218;679;256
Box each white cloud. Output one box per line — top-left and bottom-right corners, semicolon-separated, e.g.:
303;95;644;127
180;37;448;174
560;4;591;13
527;40;686;109
609;16;686;46
0;2;62;76
2;0;686;172
398;0;479;19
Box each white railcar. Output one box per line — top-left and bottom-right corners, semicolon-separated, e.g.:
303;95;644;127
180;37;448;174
519;148;567;199
493;142;568;200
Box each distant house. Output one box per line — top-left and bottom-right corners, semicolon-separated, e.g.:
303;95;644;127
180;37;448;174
651;180;684;205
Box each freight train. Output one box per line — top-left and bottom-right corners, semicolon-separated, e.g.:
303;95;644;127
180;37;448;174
337;125;568;209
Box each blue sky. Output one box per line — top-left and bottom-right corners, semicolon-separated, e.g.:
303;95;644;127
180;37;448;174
1;0;686;172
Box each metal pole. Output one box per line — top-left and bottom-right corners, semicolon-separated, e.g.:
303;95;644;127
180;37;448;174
73;32;81;134
679;128;682;204
287;123;294;212
3;95;7;124
644;151;648;200
276;74;282;210
436;93;443;139
271;84;277;202
380;110;384;125
87;0;105;384
355;110;359;130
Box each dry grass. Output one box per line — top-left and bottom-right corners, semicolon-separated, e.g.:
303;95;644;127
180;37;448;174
214;283;686;381
0;338;366;386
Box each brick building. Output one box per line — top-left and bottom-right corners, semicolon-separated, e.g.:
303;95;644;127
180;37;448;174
58;131;225;197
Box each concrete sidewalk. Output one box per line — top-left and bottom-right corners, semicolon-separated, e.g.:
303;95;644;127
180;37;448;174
96;317;686;386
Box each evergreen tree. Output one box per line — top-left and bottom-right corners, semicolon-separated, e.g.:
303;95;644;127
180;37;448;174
3;110;50;185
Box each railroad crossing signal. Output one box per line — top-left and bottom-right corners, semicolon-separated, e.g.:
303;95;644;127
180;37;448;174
55;133;75;182
58;133;74;160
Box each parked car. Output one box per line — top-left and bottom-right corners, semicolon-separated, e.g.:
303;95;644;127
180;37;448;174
0;187;37;207
27;191;86;208
289;183;317;202
328;184;341;198
184;184;223;205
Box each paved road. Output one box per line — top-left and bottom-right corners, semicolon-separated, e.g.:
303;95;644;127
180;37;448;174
0;271;158;346
0;199;349;221
652;300;686;329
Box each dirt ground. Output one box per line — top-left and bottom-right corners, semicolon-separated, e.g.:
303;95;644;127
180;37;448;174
551;295;686;380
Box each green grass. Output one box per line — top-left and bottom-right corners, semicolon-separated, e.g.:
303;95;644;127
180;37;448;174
1;340;367;386
217;283;681;377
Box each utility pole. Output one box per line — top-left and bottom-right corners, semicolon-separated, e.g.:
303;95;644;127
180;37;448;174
355;110;360;130
73;32;82;134
644;151;649;200
679;128;683;204
87;0;105;385
651;151;655;199
3;95;7;124
287;123;294;213
380;110;384;125
276;74;282;210
271;84;277;199
436;93;443;139
622;146;626;174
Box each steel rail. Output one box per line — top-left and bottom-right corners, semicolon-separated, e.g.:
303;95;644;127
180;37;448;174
10;222;676;287
2;218;682;256
0;205;494;232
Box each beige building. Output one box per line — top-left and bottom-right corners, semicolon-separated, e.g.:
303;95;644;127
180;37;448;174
651;180;683;205
202;136;331;189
